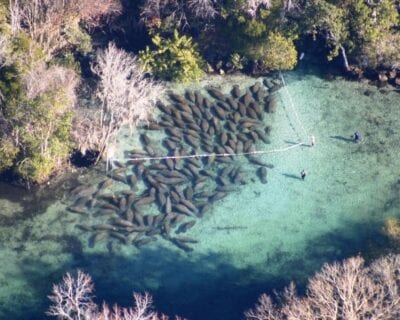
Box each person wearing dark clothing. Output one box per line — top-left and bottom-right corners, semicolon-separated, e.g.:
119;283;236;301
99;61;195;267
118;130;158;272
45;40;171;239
301;169;306;180
353;131;362;143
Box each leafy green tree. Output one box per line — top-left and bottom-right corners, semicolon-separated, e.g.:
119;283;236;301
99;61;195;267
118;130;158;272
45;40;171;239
257;32;297;70
349;0;400;69
139;30;204;82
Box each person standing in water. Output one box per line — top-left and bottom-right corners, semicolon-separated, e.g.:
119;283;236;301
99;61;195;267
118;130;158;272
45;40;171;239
353;131;362;143
311;135;316;146
301;169;306;180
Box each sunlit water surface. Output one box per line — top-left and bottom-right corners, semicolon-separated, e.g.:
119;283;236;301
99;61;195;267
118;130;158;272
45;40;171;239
1;67;400;320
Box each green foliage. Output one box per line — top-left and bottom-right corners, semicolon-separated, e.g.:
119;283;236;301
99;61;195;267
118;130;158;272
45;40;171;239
301;0;347;60
229;53;244;70
348;0;400;68
139;30;204;82
257;32;298;70
17;154;55;184
0;138;19;171
65;23;92;54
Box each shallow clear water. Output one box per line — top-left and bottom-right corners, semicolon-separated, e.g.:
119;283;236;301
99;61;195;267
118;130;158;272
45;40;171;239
1;67;400;320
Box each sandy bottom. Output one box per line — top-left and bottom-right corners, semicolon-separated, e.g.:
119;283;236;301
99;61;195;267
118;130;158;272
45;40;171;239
0;69;399;320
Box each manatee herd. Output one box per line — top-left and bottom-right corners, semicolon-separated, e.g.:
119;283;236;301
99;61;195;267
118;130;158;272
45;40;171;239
67;77;283;252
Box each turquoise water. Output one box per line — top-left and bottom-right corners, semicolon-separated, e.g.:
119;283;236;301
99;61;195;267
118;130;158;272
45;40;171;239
1;68;400;319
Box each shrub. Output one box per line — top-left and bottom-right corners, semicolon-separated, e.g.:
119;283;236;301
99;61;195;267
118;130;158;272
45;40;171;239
383;217;400;240
258;32;297;71
139;30;204;82
0;137;19;171
17;154;55;184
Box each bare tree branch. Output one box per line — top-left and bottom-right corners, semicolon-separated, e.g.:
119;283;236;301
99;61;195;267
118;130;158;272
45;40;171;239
47;271;184;320
74;42;164;162
246;254;400;320
187;0;219;19
245;0;272;18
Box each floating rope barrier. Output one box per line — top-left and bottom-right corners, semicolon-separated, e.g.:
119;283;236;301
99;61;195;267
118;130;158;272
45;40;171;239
279;71;309;140
115;143;305;163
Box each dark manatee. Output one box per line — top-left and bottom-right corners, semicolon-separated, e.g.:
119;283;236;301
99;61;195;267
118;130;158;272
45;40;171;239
257;167;267;184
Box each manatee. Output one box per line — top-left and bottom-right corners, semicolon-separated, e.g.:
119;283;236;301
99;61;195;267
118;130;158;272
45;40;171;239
174;204;196;217
172;239;194;252
184;186;194;200
200;119;210;132
125;208;134;222
266;96;277;113
213;105;226;120
225;120;237;132
135;196;155;206
127;174;138;188
134;212;145;226
144;215;154;227
169;92;186;103
207;88;225;101
231;84;241;98
98;178;113;190
263;78;274;89
239;103;247;116
165;196;172;214
258;166;267;184
216;185;236;192
241;92;253;106
175;102;192;113
75;224;92;232
93;224;117;231
185;90;195;103
176;220;196;234
216;101;231;111
93;209;115;217
190;104;203;119
210;191;227;202
187;122;201;132
175;236;198;243
89;232;109;247
247;107;258;119
157;101;172;114
134;237;152;248
67;206;88;214
146;228;161;237
247;156;271;167
180;199;198;213
226;96;238;110
166;127;181;138
220;132;228;145
194;91;204;107
141;134;152;146
163;139;177;151
173;118;186;129
113;218;135;228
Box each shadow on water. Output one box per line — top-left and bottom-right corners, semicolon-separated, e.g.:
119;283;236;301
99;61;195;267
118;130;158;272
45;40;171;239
6;218;391;320
281;173;303;180
330;135;354;143
11;247;291;320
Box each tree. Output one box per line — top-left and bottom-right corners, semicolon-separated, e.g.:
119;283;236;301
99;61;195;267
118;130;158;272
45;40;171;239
139;30;204;82
74;42;164;163
47;270;184;320
257;32;297;70
8;0;122;58
245;254;400;320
